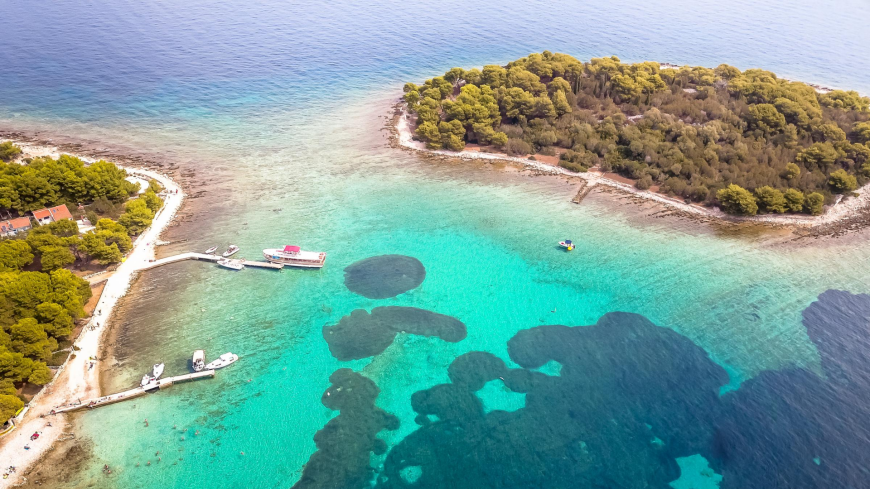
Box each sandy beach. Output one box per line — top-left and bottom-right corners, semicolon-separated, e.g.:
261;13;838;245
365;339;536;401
393;104;870;229
0;142;184;488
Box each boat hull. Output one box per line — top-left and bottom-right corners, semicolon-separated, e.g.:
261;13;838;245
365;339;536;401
205;353;239;370
262;249;326;268
217;259;245;271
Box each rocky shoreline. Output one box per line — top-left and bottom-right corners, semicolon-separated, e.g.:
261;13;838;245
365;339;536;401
386;102;870;239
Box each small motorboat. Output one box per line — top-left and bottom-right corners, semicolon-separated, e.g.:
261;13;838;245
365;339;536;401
192;350;205;372
217;258;245;271
205;352;239;370
205;246;218;254
140;374;156;386
222;245;240;257
152;363;165;379
559;240;575;251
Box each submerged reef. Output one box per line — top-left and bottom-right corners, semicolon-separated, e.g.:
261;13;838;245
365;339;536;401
344;255;426;299
323;306;466;361
291;369;399;489
713;290;870;489
302;290;870;488
377;312;727;489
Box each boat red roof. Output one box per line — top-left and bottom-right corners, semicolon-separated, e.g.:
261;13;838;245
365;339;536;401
283;245;301;252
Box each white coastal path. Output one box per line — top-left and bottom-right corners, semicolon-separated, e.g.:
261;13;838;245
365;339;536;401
0;162;184;488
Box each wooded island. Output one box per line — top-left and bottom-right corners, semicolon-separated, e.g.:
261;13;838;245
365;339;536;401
403;53;870;215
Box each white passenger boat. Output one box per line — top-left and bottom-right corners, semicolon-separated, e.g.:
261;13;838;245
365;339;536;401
152;363;165;379
205;246;218;254
140;374;156;386
192;350;205;372
217;258;245;271
222;245;240;257
263;245;326;268
205;352;239;370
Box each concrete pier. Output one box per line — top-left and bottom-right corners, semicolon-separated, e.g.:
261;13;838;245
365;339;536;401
142;252;284;270
51;370;216;414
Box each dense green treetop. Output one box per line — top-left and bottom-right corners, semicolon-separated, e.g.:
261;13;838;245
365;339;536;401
404;52;870;215
0;154;139;212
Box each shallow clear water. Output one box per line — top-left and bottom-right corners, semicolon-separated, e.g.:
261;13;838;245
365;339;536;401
2;0;870;487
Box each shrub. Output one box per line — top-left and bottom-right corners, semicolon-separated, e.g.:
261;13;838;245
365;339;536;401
0;141;22;161
559;160;588;173
783;188;805;212
754;186;787;213
805;192;825;215
717;184;758;215
635;175;653;190
688;185;710;202
505;138;532;156
828;169;858;193
781;162;801;180
490;132;509;148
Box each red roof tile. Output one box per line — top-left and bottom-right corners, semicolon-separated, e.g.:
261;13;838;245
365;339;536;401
32;204;73;222
48;205;73;221
9;217;30;229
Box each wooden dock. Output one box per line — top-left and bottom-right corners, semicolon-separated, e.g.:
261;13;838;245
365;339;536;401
141;252;284;271
51;370;215;414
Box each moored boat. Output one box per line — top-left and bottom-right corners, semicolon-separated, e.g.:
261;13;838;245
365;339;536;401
192;350;205;372
217;258;245;271
152;363;165;379
205;246;218;254
263;245;326;268
140;374;155;386
205;352;239;370
559;240;574;251
222;245;240;257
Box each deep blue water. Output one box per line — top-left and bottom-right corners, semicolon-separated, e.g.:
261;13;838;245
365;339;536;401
2;1;870;488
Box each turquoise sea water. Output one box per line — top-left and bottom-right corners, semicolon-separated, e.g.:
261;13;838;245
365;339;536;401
3;0;870;487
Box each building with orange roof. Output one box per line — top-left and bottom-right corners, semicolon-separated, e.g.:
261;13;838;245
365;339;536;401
0;217;32;237
32;204;74;226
